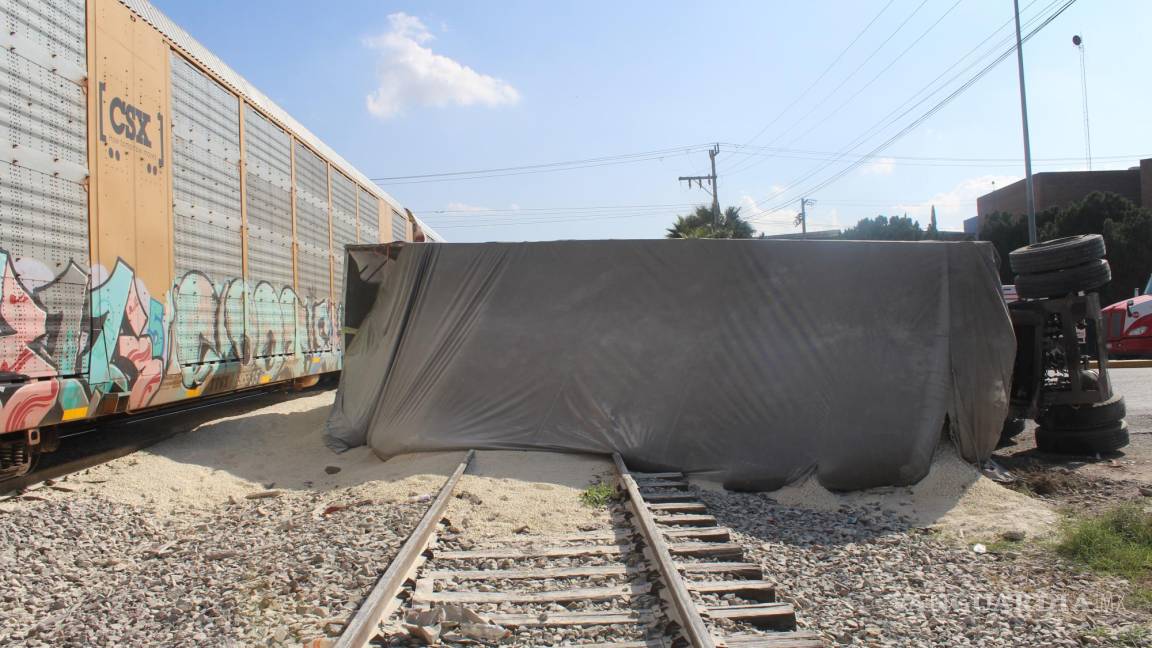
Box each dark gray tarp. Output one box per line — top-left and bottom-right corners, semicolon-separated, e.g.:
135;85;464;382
325;239;1015;491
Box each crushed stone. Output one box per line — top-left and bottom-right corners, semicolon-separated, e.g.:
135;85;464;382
694;439;1059;541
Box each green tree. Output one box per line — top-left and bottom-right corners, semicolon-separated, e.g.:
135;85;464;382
840;214;925;241
979;191;1152;304
1050;192;1152;305
978;212;1030;284
666;205;755;239
923;220;941;241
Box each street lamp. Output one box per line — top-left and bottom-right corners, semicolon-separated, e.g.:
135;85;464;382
1073;34;1092;170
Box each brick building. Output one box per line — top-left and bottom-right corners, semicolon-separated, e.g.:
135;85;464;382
969;158;1152;233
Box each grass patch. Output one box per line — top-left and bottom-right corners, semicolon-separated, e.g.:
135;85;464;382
580;481;615;508
1116;626;1151;646
1083;625;1152;647
983;537;1024;556
1057;504;1152;607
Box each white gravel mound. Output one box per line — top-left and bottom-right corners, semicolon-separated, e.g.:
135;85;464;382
65;390;462;513
696;440;1058;540
445;450;612;537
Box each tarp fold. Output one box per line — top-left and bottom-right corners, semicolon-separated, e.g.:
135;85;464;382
326;239;1015;491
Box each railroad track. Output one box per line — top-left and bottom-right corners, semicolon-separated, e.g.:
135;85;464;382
337;451;822;647
1;385;296;495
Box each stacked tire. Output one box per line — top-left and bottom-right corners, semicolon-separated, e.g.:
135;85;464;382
1036;396;1129;455
1009;234;1126;454
1009;234;1111;299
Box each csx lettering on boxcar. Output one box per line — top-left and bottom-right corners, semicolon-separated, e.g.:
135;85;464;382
0;0;439;479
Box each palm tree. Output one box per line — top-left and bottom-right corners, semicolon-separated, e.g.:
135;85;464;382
666;206;755;239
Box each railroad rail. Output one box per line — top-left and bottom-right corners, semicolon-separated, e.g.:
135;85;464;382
337;451;822;647
1;385;298;495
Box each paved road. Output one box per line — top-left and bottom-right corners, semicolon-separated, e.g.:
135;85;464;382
1103;366;1151;484
1110;366;1152;435
998;367;1151;486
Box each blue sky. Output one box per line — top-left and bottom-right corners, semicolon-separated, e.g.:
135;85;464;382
154;0;1150;241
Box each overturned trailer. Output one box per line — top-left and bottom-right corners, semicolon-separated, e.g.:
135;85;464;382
325;239;1015;491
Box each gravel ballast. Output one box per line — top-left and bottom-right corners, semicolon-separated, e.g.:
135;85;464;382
0;482;427;646
0;390;465;647
701;489;1147;647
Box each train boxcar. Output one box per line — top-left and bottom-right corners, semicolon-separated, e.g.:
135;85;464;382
0;0;427;477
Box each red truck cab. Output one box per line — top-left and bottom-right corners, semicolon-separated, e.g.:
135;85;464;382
1103;275;1152;358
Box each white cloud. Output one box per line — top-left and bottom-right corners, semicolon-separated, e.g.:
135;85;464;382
364;13;520;119
444;201;491;212
860;157;895;176
737;191;847;236
894;174;1019;230
738;193;792;236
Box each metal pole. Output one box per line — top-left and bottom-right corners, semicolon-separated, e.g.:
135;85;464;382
709;144;720;225
1013;0;1037;244
800;198;808;237
1074;35;1092;170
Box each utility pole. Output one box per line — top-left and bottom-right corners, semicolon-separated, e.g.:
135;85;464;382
708;145;720;224
678;143;721;225
1012;0;1037;244
796;197;815;237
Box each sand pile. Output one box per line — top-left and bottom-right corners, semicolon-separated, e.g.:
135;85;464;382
444;450;612;537
696;440;1058;541
63;390;463;513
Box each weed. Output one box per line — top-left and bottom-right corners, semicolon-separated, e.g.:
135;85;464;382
580;481;615;508
1057;504;1152;608
1086;625;1152;648
984;538;1024;556
1115;625;1151;646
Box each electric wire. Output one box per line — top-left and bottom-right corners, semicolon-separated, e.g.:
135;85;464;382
725;0;934;175
744;0;1077;224
732;0;897;151
371;145;713;184
728;0;1052;185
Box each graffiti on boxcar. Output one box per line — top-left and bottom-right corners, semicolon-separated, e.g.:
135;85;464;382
0;249;340;435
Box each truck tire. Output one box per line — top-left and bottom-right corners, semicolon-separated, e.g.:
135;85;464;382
1038;394;1125;430
1014;258;1111;299
1035;420;1129;455
1009;234;1105;274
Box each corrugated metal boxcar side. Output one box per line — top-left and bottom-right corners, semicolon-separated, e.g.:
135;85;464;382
0;0;419;458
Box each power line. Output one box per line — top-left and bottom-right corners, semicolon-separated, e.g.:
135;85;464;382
725;0;933;176
425;207;698;224
716;144;1144;168
776;0;966;150
745;0;1077;224
419;195;980;229
730;0;1054;186
428;210;682;229
370;144;712;185
418;202;697;215
733;0;897;150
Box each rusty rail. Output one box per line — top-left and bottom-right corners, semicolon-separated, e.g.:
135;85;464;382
613;453;716;648
335;449;475;648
